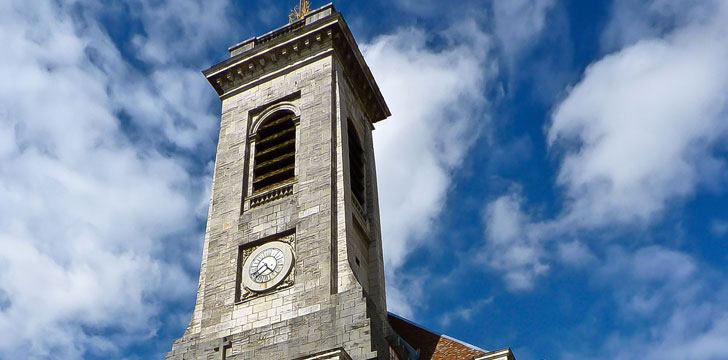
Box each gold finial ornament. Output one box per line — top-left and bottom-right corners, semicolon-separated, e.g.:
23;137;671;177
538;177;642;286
289;0;311;22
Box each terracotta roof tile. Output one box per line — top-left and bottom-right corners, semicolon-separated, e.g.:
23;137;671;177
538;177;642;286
388;313;487;360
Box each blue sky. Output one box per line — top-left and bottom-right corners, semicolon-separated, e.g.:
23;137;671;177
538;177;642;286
1;0;728;359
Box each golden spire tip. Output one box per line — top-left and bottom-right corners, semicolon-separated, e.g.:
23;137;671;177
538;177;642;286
289;0;311;23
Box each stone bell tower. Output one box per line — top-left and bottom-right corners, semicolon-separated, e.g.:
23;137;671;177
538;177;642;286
167;3;393;359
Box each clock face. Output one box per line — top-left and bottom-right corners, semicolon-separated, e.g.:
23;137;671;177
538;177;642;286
249;248;285;283
241;241;294;293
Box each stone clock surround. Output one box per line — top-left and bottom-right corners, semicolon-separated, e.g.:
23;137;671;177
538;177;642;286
238;232;296;301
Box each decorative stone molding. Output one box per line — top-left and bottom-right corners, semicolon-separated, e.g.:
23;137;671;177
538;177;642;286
202;4;390;123
251;107;300;137
206;24;333;96
293;348;353;360
249;182;294;208
352;195;368;230
475;348;517;360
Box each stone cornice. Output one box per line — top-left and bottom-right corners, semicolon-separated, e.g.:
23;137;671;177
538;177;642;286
202;5;391;123
474;348;517;360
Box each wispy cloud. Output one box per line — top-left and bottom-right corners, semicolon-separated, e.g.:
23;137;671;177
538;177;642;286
125;0;235;66
362;23;495;315
482;0;728;291
492;0;556;64
710;219;728;237
440;297;494;327
480;192;548;291
479;1;728;358
601;0;719;51
566;246;728;360
0;0;219;357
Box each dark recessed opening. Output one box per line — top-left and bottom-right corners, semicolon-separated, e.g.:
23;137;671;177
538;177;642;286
348;121;366;209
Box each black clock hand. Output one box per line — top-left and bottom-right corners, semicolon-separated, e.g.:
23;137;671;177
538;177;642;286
258;263;273;276
255;264;269;276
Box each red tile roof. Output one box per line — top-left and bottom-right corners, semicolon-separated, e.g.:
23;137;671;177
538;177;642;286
388;313;488;360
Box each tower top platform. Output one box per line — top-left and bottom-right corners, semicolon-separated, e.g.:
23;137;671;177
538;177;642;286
202;3;390;123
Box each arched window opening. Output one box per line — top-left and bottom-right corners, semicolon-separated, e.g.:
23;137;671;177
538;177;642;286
253;111;296;193
348;120;366;210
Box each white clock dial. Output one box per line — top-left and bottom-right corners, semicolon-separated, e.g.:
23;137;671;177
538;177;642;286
249;248;285;283
242;241;294;292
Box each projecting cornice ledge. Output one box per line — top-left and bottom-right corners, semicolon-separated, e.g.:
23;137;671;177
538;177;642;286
473;347;517;360
202;4;391;123
292;348;353;360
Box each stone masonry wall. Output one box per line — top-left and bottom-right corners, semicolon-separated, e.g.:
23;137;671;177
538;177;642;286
167;288;374;359
332;57;390;357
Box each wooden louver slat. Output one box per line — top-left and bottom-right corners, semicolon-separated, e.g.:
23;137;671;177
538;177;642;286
255;127;296;148
253;112;296;194
254;152;295;171
259;113;295;132
256;138;295;158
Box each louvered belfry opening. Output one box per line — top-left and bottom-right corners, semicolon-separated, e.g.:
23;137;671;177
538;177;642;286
253;111;296;194
348;121;366;209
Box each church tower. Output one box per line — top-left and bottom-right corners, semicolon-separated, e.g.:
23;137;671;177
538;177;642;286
167;3;394;359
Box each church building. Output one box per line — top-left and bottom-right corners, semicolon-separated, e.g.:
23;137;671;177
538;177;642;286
166;2;517;359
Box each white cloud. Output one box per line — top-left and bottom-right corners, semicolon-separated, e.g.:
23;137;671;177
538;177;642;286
482;0;728;290
0;0;215;358
601;0;718;51
557;240;596;267
568;246;728;360
491;0;571;109
597;246;699;316
439;296;494;327
361;24;495;313
391;0;443;17
364;24;493;271
481;193;548;291
480;1;728;358
550;14;728;227
385;275;425;320
492;0;556;62
629;308;728;360
112;66;219;149
124;0;234;66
